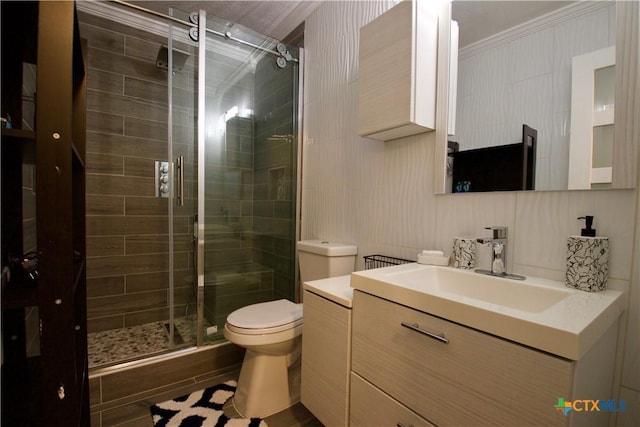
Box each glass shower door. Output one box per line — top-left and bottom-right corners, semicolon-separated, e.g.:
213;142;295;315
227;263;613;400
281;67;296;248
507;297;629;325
200;15;300;341
167;9;199;348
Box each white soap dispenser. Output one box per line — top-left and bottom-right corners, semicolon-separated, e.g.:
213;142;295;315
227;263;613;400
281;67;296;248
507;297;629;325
565;215;609;292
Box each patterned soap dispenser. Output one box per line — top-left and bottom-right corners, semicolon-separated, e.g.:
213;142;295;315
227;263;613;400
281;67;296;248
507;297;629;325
565;215;609;292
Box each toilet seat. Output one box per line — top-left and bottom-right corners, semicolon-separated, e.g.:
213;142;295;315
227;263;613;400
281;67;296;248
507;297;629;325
226;299;303;335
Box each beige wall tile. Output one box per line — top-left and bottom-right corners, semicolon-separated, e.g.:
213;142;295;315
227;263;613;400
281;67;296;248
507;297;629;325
126;271;169;293
124;117;167;141
79;22;125;53
87;236;125;257
124;307;168;327
87;90;168;123
100;344;243;402
87;69;124;95
124;37;162;63
86;47;166;84
87;132;167;159
124;196;168;216
90;376;102;406
88;290;167;318
87;110;124;135
87;276;125;298
124;157;155;178
88;315;124;333
125;235;168;254
87;195;125;216
124;77;167;104
87;253;169;278
87;153;124;175
87;174;155;197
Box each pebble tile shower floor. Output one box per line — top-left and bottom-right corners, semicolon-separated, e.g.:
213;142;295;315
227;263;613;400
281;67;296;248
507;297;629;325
87;317;199;368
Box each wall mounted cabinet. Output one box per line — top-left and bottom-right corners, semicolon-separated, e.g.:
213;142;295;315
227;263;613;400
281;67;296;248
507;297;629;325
358;0;438;141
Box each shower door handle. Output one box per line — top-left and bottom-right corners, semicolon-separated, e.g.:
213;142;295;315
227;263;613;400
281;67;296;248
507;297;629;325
176;156;184;207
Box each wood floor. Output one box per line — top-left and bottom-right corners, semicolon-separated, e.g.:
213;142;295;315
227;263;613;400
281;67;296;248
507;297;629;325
91;368;323;427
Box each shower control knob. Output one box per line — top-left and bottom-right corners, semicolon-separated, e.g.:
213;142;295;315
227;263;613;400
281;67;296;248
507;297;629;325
160;184;169;194
160;164;169;173
160;175;169;183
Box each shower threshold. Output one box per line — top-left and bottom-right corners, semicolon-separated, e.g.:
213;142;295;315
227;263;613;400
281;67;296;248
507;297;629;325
87;316;215;370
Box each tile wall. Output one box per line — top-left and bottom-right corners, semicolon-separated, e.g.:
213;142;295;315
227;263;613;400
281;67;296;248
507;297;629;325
79;12;195;333
79;7;299;336
252;56;298;300
302;1;639;424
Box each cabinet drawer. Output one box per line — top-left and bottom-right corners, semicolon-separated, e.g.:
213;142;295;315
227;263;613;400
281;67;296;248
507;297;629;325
352;290;571;427
350;372;434;427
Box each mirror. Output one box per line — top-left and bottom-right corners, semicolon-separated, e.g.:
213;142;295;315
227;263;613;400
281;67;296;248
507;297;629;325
440;0;634;193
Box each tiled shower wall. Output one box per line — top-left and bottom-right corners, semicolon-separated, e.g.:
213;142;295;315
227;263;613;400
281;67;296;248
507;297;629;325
253;57;297;301
79;9;298;334
79;12;195;333
202;54;298;328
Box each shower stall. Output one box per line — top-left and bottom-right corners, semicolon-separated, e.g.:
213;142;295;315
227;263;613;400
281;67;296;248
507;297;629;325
80;2;301;369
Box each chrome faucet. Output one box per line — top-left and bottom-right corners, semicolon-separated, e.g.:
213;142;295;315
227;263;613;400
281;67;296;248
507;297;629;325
476;226;525;280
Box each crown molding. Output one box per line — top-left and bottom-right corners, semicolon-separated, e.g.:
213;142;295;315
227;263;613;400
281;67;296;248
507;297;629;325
459;1;612;60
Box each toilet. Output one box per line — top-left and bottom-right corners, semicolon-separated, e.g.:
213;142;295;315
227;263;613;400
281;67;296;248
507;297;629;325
223;239;357;418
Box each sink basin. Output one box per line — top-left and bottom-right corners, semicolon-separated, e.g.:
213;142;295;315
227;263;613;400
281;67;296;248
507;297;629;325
350;263;625;360
383;265;570;313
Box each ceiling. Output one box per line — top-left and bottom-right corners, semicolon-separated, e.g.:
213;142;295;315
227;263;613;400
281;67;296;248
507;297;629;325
452;1;574;47
128;1;574;46
128;1;320;40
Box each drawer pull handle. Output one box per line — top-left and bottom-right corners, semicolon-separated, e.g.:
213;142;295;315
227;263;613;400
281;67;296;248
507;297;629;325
401;321;449;344
397;424;414;427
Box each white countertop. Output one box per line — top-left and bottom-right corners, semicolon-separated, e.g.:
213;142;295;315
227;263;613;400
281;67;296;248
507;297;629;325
350;263;626;360
303;275;353;308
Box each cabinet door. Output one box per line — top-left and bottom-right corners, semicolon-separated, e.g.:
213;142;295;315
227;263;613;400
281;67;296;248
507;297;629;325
352;291;572;427
358;0;437;141
301;290;351;427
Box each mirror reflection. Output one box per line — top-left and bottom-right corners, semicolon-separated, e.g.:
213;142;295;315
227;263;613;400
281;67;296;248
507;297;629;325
448;1;616;193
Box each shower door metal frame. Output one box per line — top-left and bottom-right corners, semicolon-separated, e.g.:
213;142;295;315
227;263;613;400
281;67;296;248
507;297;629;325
195;9;207;346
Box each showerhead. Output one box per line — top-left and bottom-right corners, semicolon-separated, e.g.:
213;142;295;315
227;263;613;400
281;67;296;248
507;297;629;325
156;45;191;73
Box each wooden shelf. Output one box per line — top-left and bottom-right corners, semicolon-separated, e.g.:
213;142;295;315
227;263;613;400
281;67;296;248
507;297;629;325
2;128;36;163
2;128;35;140
1;1;89;425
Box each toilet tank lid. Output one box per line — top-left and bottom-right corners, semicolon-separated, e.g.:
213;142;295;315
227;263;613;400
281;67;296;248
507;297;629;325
297;240;357;256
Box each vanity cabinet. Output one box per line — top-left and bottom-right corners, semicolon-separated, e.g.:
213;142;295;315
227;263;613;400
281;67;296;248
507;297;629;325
351;290;572;427
301;287;352;427
350;372;435;427
358;0;437;141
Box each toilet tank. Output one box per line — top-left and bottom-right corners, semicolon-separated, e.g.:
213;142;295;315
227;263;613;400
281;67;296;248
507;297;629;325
297;240;357;283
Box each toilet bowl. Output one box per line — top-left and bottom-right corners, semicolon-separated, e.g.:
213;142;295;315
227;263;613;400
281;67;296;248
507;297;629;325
224;299;303;418
224;240;357;418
